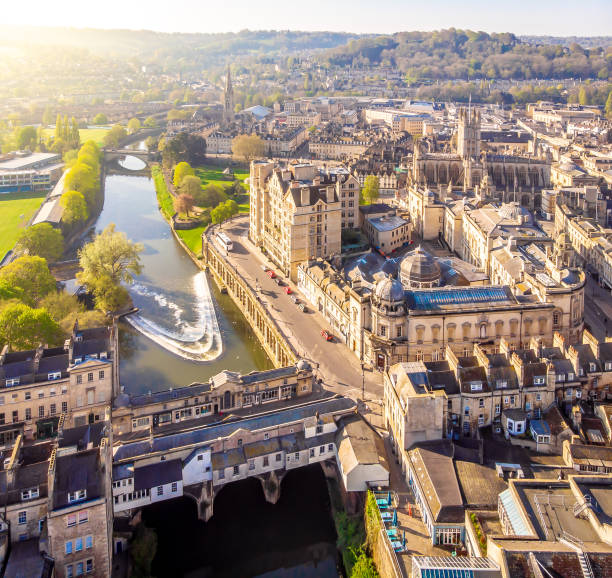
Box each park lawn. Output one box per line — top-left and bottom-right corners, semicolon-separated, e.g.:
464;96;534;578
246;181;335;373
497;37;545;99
0;192;47;258
195;164;250;212
176;226;207;255
42;127;110;147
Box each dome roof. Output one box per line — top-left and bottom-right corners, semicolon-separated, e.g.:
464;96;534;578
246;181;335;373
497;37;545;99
400;247;441;285
374;275;405;303
296;359;312;371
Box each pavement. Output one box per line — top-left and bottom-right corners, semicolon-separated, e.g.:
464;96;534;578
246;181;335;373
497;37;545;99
209;217;385;413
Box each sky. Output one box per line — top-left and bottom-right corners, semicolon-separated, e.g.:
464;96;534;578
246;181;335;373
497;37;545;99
3;0;612;36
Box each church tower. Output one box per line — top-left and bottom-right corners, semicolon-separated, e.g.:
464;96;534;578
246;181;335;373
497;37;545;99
223;65;234;124
457;106;480;160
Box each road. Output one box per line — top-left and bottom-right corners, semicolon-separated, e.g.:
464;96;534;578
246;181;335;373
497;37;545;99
210;217;384;410
584;275;612;340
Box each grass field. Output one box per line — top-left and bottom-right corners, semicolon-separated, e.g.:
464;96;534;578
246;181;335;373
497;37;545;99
0;192;47;258
42;127;111;147
195;164;250;213
176;226;207;255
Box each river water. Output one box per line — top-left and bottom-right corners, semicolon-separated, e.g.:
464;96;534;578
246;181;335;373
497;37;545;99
100;157;339;577
98;167;272;394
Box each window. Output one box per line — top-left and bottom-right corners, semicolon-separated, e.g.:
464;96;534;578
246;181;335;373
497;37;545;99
76;375;83;385
294;452;300;460
264;432;269;440
25;391;31;400
319;445;325;454
75;537;83;552
379;325;386;337
310;448;315;457
497;380;507;389
67;514;77;527
316;425;323;434
533;376;545;385
510;396;515;405
18;511;26;525
478;414;485;426
396;326;402;338
237;439;243;447
6;378;20;387
86;535;93;549
233;465;239;476
68;490;86;504
48;372;62;380
263;456;269;467
495;403;501;415
50;404;56;416
197;454;204;461
470;382;482;391
87;373;94;382
21;487;39;500
66;565;73;578
62;402;68;413
464;406;470;415
99;370;105;380
171;482;177;493
276;453;282;462
12;410;18;422
86;390;94;405
25;408;31;420
86;559;93;573
590;363;597;372
568;373;574;381
38;406;45;418
219;469;225;479
328;444;334;452
76;562;84;576
536;393;542;402
65;541;73;555
479;398;484;408
78;511;88;524
157;486;163;496
38;391;44;399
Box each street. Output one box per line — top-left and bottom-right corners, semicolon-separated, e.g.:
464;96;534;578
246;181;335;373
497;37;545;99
210;217;384;410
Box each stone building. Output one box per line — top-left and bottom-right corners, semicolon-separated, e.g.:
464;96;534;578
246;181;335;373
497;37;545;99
250;161;360;280
0;324;117;448
112;362;315;437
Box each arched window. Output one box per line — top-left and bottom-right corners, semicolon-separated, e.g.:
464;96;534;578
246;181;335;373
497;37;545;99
480;324;487;339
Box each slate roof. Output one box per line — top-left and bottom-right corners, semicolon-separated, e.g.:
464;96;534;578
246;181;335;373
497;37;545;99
134;459;182;491
53;449;103;509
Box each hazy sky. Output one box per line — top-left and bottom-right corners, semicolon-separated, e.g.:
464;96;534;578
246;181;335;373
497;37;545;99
4;0;612;36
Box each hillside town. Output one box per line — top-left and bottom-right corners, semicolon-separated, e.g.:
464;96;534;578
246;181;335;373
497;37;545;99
1;13;612;578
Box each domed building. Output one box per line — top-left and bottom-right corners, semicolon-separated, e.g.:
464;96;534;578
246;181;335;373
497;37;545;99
371;274;406;347
400;247;441;289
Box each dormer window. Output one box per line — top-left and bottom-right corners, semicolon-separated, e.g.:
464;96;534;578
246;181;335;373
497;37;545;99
470;382;483;391
100;352;107;359
579;368;584;376
21;487;39;501
589;363;597;372
48;372;62;381
606;362;612;371
533;376;545;385
74;357;82;364
497;380;507;389
568;373;574;381
68;489;86;504
6;378;20;387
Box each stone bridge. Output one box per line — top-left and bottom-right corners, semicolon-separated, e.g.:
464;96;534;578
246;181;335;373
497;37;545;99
103;148;153;164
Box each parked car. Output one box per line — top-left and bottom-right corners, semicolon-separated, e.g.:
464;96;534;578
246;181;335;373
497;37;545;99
284;286;292;294
274;277;281;285
260;264;269;272
290;295;299;304
321;330;333;341
298;303;307;312
266;269;276;279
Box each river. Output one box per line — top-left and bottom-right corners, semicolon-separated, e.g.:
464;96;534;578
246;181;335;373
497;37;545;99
97;163;272;395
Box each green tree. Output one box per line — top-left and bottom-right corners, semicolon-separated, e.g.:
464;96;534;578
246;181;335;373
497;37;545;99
0;256;57;306
54;113;62;141
578;86;589;106
40;291;107;333
361;175;380;205
16;223;64;262
179;175;203;200
70;117;80;148
350;548;379;578
93;113;108;125
130;523;157;578
143;116;157;128
61;190;90;224
232;134;265;163
103;125;127;148
226;199;239;220
198;184;227;208
0;303;63;350
211;200;238;227
77;224;143;312
62;115;70;141
173;161;195;188
16;126;37;150
127;117;141;134
606;91;612;119
0;278;24;302
65;163;99;208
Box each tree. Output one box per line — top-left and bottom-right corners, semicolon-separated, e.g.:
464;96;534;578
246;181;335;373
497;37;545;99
42;106;54;127
578;86;589;106
232;134;265;163
16;223;64;262
54;113;62;141
93;113;108;125
103;125;127;148
361;175;380;205
0;303;63;351
173;161;195;188
174;193;195;217
127;117;141;134
0;256;57;306
143;116;157;128
65;163;99;208
130;523;157;578
226;199;239;219
61;190;89;224
16;126;37;150
198;184;227;208
162;133;207;167
179;175;203;200
40;291;107;333
69;117;80;149
350;549;379;578
77;224;143;312
606;91;612;120
211;200;239;227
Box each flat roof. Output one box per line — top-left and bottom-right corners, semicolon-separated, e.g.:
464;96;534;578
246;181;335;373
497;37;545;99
367;214;408;232
0;152;60;171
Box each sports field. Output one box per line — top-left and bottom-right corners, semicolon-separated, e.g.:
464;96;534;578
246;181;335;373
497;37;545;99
42;127;110;147
0;192;47;258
